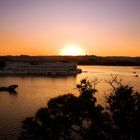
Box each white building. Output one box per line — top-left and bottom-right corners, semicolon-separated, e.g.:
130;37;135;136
0;62;81;76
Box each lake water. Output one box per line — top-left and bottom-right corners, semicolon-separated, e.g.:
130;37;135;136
0;66;140;140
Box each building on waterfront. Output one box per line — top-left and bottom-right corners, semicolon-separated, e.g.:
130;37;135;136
0;62;81;76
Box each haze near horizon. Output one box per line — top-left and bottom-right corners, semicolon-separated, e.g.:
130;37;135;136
0;0;140;56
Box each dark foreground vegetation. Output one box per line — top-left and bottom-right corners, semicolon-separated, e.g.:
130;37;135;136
19;76;140;140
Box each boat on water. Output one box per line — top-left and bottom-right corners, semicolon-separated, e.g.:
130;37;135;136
0;85;18;92
135;75;139;77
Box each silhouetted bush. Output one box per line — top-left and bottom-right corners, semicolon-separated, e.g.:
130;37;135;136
19;77;140;140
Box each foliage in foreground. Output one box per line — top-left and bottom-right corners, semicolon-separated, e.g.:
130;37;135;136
19;77;140;140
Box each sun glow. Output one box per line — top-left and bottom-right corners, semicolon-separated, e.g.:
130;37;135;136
60;44;85;56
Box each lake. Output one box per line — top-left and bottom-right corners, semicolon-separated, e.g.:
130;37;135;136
0;66;140;140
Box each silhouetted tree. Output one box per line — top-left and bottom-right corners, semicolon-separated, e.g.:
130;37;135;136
19;78;111;140
106;75;140;140
0;61;5;70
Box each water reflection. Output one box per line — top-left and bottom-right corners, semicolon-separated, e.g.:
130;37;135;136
0;90;18;96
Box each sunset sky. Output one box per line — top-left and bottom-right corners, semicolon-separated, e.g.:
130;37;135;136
0;0;140;56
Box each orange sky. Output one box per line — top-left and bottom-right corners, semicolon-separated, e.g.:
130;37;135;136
0;0;140;56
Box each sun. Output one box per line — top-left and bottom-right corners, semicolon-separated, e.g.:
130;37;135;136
60;44;85;56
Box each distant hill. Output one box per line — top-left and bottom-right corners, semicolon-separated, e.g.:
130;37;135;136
0;55;140;66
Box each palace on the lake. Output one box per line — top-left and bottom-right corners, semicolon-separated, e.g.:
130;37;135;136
0;62;81;76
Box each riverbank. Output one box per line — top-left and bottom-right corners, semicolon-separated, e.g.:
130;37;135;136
0;55;140;67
